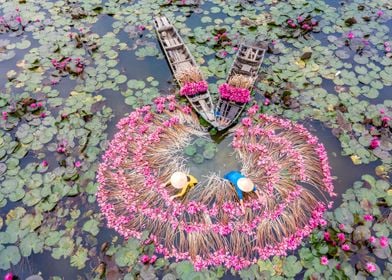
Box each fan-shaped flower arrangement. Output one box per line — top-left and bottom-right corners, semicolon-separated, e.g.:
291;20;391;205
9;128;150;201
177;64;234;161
97;98;335;271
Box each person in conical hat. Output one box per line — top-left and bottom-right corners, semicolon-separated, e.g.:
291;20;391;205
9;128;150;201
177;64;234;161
224;170;258;210
165;171;198;200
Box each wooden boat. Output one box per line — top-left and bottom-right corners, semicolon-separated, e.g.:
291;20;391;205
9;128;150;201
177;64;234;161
154;16;216;124
215;44;266;130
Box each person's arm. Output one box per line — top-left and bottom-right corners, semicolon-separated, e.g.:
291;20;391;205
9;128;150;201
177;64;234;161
170;185;188;199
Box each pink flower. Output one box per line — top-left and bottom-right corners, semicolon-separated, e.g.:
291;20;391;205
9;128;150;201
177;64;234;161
381;115;390;126
338;224;345;230
376;10;384;17
140;255;150;264
341;244;350;251
363;214;373;221
324;231;331;241
138;25;145;31
369;236;376;244
241;117;252;127
337;233;345;242
320;256;328;265
149;255;157;264
297;15;304;22
180;80;208;96
386;47;392;53
218;83;250;103
365;262;377;273
30;103;37;109
15;16;22;23
36;102;43;107
247;104;259;116
41;160;48;167
263;98;270;106
74;161;82;168
4;272;13;280
379;236;389;248
369;137;380;149
347;31;355;40
40;112;47;118
2;111;7;120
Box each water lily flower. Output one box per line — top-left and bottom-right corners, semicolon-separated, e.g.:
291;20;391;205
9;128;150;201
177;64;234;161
320;256;328;265
137;25;145;31
347;31;355;40
140;255;150;264
4;272;13;280
365;262;377;273
74;161;82;168
379;236;389;248
40;112;47;118
363;214;373;221
324;231;331;241
368;236;376;243
41;160;48;167
30;103;37;109
341;244;350;251
337;233;345;242
2;111;8;120
241;117;252;127
376;10;384;17
15;16;22;23
369;137;380;149
180;80;208;96
149;255;157;264
381;115;390;126
297;15;304;22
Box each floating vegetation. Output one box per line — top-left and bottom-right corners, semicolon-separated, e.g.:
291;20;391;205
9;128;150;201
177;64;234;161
0;0;391;278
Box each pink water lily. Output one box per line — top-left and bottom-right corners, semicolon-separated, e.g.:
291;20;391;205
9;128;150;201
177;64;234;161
180;80;208;96
320;256;328;265
219;83;250;103
366;262;377;273
347;31;355;40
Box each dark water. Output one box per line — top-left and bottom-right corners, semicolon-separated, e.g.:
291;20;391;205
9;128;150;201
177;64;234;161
0;0;390;279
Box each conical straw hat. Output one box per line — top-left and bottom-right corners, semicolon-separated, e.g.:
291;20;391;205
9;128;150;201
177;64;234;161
237;177;254;192
170;172;188;189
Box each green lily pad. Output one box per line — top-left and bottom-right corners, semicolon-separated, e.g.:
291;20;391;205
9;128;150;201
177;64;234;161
184;145;197;156
0;246;21;270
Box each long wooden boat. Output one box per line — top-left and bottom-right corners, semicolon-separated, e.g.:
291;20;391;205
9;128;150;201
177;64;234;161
215;44;266;130
154;16;216;124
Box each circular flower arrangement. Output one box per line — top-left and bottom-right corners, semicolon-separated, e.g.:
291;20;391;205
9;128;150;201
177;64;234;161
97;97;335;271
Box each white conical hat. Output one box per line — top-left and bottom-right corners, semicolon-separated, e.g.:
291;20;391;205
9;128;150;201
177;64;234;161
237;177;254;192
170;172;188;189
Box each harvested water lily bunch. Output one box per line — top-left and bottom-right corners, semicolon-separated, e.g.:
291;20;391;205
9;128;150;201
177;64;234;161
177;66;203;84
228;74;253;89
